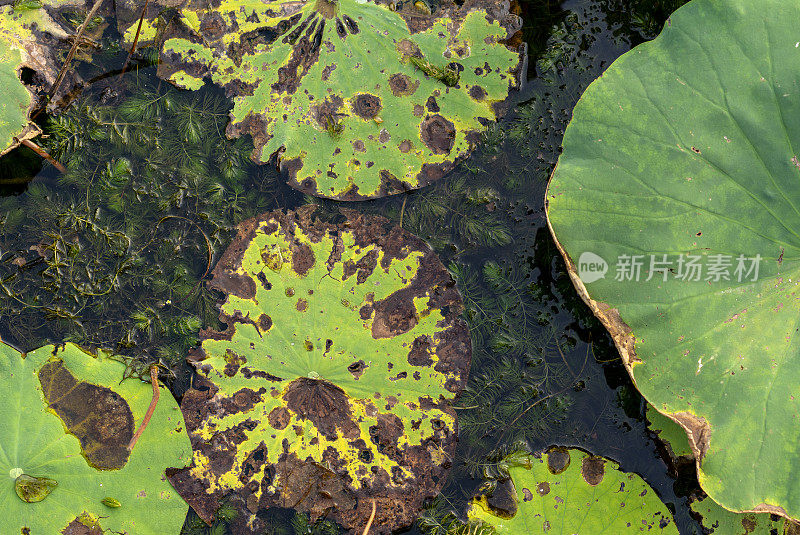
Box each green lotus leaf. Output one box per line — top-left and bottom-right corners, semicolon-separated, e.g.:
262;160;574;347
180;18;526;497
467;448;678;534
690;494;799;535
152;0;522;199
546;0;800;520
167;208;471;533
646;404;692;460
1;340;192;534
650;407;800;534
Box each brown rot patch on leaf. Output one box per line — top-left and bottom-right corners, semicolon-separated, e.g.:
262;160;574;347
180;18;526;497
284;378;360;440
62;518;103;535
38;360;134;470
268;407;291;430
670;412;711;463
352;94;382;119
536;481;550;496
469;85;487;101
388;73;419;96
371;290;420;339
312;95;345;130
580;456;605;486
291;242;315;276
272;23;326;95
407;335;434;366
272;453;357;512
486;478;518;518
547;447;571;475
421;114;456;155
348;360;368;379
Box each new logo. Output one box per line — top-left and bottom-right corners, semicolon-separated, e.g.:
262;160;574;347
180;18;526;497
577;252;607;283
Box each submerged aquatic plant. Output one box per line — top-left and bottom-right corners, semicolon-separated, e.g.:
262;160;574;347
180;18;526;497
0;76;283;363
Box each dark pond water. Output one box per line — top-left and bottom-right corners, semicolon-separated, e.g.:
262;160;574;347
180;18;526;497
0;0;709;533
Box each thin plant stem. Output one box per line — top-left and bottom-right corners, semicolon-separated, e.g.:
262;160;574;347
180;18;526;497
399;195;408;228
20;139;67;173
118;0;152;80
362;499;377;535
47;0;106;102
127;365;160;451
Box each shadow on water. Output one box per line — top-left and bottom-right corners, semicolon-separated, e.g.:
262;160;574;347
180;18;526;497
0;0;702;533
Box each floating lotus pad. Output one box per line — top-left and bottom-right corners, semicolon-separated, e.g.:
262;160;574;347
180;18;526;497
0;0;92;154
546;0;800;521
690;495;798;534
168;208;471;533
1;341;191;534
154;0;522;199
467;448;678;533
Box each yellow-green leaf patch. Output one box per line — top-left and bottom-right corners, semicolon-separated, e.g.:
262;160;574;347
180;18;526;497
468;448;679;534
152;0;522;199
0;0;91;154
168;208;472;533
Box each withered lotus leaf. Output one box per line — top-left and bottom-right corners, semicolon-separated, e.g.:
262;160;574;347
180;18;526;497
168;208;472;533
147;0;523;199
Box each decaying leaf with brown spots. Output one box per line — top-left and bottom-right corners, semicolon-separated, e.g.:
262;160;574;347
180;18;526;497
138;0;523;199
469;448;678;534
168;208;472;533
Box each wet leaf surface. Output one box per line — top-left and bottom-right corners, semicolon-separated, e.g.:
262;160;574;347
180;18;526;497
468;448;678;533
168;208;471;533
547;0;800;521
1;341;192;534
149;0;522;199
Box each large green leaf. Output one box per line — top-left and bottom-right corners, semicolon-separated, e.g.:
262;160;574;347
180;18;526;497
650;406;799;534
546;0;800;520
153;0;522;199
467;448;678;534
168;208;471;533
1;341;191;534
646;404;692;460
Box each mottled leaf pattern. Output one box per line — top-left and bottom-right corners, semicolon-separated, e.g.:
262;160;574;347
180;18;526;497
155;0;521;199
168;209;471;533
468;449;679;534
